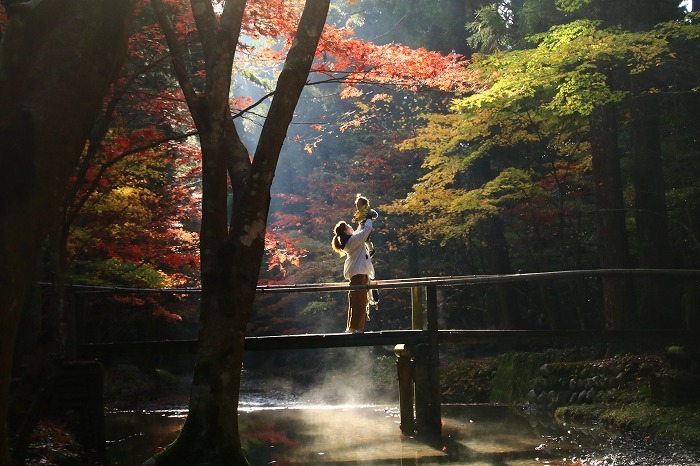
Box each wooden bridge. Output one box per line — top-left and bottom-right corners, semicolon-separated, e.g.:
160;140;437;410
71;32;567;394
70;268;700;441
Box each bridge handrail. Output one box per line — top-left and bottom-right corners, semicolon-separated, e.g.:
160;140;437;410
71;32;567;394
258;268;700;293
56;268;700;295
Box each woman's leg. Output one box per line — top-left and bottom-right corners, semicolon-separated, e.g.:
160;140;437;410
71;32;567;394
348;274;369;331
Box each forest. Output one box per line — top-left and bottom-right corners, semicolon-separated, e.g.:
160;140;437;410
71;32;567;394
1;0;699;464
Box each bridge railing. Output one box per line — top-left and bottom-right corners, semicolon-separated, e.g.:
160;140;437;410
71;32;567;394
66;268;700;333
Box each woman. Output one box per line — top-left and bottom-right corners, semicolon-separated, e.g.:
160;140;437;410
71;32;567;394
332;218;375;333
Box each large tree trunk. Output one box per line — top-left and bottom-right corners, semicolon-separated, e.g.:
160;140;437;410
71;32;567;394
589;103;634;329
630;80;672;328
7;230;71;466
148;1;330;464
0;1;131;464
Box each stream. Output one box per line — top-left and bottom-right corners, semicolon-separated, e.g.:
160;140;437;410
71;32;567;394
105;381;700;465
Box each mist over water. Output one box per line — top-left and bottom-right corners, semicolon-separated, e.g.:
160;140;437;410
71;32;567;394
241;346;396;410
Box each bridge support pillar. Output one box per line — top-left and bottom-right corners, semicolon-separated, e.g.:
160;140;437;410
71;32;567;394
413;343;441;440
396;285;442;440
416;285;442;440
394;344;415;434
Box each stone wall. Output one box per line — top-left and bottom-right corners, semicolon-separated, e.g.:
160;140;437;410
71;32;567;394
525;355;664;410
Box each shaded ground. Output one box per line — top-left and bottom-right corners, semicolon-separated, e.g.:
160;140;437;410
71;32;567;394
576;431;700;465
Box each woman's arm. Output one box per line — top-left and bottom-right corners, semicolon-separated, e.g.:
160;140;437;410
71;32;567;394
345;218;373;250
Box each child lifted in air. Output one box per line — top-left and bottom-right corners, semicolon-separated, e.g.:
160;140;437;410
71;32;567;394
352;194;379;257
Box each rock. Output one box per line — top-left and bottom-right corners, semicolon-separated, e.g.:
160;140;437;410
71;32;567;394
586;388;596;402
569;378;578;391
616;372;626;385
577;390;587;403
540;364;551;377
528;389;537;402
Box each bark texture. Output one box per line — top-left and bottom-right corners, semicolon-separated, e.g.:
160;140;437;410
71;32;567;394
630;83;671;328
0;1;132;464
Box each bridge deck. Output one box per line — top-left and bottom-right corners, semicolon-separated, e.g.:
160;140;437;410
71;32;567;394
76;329;700;359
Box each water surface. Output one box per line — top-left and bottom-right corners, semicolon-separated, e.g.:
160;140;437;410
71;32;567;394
105;373;700;465
106;403;611;465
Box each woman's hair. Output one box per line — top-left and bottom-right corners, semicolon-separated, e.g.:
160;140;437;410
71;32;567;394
332;221;352;255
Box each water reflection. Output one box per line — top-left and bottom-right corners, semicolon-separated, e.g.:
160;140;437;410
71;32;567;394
106;404;606;465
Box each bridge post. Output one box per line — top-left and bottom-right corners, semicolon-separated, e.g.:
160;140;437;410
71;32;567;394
411;287;424;330
414;285;442;440
394;344;415;434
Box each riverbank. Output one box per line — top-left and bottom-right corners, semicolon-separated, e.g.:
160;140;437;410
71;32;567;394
442;348;700;449
557;400;700;447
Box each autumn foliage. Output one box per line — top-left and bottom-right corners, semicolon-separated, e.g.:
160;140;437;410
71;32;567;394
46;0;477;294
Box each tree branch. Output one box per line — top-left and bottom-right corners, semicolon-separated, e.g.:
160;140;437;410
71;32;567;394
190;0;220;65
246;0;330;197
65;130;198;233
150;0;200;117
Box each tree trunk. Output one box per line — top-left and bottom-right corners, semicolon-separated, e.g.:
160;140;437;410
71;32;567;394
148;1;330;464
8;230;71;466
630;80;672;328
483;216;522;328
589;103;634;329
471;156;522;328
0;1;131;463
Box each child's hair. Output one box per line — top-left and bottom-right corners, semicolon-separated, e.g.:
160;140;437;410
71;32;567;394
332;221;351;255
355;194;369;208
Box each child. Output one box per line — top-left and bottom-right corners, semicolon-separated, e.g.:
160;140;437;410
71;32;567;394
352;194;378;257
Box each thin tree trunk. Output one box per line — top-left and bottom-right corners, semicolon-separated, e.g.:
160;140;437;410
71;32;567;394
630;80;672;328
484;216;522;328
0;1;131;463
589;103;634;329
471;157;521;328
408;237;420;277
